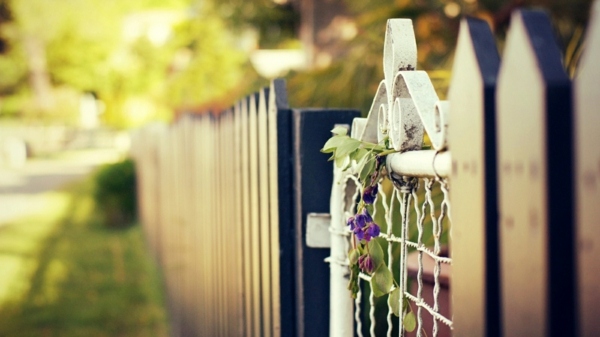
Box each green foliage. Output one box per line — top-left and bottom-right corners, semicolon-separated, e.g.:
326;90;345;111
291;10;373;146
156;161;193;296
210;0;299;48
164;13;250;110
388;287;400;316
323;126;425;333
403;311;417;332
320;125;390;170
93;159;137;228
0;0;257;127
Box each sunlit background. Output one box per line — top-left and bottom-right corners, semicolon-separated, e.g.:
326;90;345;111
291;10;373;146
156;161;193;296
0;0;592;335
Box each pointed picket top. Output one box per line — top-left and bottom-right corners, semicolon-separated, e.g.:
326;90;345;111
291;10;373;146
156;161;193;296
497;9;574;337
259;86;270;117
447;16;500;337
269;78;289;112
575;0;600;335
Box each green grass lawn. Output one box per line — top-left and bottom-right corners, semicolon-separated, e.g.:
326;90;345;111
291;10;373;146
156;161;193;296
0;178;169;337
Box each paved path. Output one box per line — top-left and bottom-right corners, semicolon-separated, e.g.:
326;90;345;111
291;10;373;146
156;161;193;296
0;149;123;224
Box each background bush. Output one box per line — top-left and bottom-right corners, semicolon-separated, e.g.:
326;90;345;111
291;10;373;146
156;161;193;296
93;158;137;228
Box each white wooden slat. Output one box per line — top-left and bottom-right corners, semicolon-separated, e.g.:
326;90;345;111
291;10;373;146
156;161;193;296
223;111;232;335
498;12;549;337
240;96;254;337
497;10;574;337
248;93;262;337
448;17;500;337
174;122;186;337
207;116;218;337
258;88;273;337
233;101;246;337
200;114;212;336
167;127;182;337
217;113;226;337
191;115;202;336
575;2;600;335
268;79;287;337
182;116;195;336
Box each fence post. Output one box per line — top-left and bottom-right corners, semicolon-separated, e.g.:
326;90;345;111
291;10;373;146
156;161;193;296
497;10;574;337
292;109;359;337
328;149;355;337
447;17;500;337
268;79;296;337
575;1;600;335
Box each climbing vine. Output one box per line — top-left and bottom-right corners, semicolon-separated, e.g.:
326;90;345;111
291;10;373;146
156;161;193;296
321;126;416;332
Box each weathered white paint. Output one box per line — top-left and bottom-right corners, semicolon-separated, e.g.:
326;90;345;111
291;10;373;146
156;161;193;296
386;150;451;178
329;166;355;337
359;19;450;154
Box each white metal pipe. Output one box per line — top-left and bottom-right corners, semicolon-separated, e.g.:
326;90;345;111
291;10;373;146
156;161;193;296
329;167;355;337
386;149;451;178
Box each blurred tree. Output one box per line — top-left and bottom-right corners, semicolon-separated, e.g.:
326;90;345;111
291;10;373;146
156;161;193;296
0;0;258;127
163;6;256;113
211;0;300;48
0;0;591;126
287;0;593;115
0;0;11;53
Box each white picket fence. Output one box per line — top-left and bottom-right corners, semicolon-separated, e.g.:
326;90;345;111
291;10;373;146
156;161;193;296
132;3;600;337
327;4;600;337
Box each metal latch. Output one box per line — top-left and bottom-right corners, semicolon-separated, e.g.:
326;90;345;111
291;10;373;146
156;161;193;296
306;213;331;248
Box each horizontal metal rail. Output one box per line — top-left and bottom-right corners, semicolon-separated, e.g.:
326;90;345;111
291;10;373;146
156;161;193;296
386;150;451;178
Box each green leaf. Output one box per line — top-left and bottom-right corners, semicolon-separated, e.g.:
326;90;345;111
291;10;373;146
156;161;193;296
348;248;360;265
335;153;350;169
370;264;393;297
335;138;361;159
388;287;400;317
331;126;348;136
332;138;361;169
367;239;385;270
359;156;375;183
321;135;347;153
351;148;369;162
403;311;416;332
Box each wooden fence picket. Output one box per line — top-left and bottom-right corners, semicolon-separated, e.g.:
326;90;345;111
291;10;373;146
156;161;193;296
448;16;500;337
497;10;575;337
575;2;600;335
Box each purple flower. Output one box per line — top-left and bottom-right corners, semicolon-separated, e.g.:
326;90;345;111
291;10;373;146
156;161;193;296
363;230;372;242
346;216;356;230
358;254;375;274
354;226;365;240
355;213;368;228
367;223;380;238
362;208;373;222
362;184;378;204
